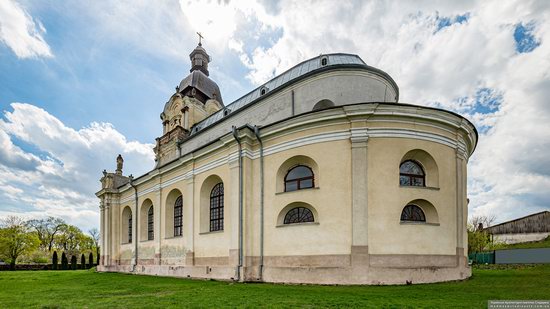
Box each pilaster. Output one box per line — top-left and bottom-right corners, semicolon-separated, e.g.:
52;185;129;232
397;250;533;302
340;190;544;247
184;173;195;266
99;200;105;266
228;151;240;267
132;192;138;266
111;196;120;265
455;144;467;255
104;198;111;266
350;126;369;250
155;184;162;265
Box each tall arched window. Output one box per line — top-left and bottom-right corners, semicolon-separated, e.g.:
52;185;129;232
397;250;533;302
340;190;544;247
128;216;132;243
284;165;314;192
400;205;426;222
174;196;183;237
210;183;224;232
284;207;314;224
147;206;154;240
399;160;425;187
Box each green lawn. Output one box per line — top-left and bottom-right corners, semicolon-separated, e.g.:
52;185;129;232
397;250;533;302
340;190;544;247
493;236;550;250
1;265;549;308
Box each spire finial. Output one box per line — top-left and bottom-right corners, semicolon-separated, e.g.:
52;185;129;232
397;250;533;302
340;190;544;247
196;32;203;46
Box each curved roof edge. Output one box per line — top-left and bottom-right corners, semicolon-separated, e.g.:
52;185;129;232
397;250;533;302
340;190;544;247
189;53;399;136
124;101;477;188
263;101;478;154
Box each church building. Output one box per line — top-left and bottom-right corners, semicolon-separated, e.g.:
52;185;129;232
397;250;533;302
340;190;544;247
96;42;477;285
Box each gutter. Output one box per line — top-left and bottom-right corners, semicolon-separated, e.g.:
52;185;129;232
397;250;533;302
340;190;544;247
231;126;244;281
129;175;138;271
253;125;265;281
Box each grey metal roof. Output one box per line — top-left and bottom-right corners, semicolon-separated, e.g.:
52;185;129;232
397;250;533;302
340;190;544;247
189;53;396;136
178;70;223;104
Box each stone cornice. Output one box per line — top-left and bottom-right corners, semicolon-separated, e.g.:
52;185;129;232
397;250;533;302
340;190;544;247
114;102;477;200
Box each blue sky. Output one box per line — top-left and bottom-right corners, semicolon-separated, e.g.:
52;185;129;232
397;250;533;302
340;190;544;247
0;0;549;231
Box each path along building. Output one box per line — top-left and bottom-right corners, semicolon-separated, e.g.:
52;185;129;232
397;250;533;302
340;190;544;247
97;43;478;285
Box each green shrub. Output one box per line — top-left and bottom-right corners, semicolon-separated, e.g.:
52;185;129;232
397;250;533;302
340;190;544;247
31;251;49;264
52;251;58;270
61;252;68;270
70;256;77;270
80;254;85;269
88;252;93;268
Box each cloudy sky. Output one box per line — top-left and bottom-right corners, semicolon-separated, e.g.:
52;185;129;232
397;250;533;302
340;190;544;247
0;0;549;231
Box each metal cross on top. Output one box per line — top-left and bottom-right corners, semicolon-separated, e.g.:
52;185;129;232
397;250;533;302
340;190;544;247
197;32;204;46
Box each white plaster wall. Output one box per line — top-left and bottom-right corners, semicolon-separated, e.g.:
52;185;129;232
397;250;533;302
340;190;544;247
493;232;550;244
179;70;396;156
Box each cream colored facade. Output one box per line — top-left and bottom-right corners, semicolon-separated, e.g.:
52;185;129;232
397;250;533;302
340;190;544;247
97;47;477;285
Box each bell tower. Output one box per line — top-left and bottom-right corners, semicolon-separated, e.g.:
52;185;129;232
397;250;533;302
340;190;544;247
154;35;224;167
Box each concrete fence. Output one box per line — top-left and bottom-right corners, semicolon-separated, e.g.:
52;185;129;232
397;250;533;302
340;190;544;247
495;248;550;264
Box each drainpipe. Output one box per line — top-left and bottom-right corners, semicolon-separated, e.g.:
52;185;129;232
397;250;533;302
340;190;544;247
253;125;264;281
231;126;243;281
129;175;138;272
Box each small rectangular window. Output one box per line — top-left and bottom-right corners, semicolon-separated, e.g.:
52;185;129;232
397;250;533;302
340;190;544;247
400;176;410;186
285;181;298;191
300;179;313;188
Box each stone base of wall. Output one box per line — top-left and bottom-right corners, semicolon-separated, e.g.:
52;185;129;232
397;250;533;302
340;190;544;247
98;249;471;285
98;264;237;281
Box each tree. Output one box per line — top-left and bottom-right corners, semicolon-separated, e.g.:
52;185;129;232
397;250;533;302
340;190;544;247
52;251;58;270
88;252;93;268
89;228;100;260
80;254;85;269
27;217;66;252
71;255;77;270
54;224;94;256
61;252;68;270
0;216;40;270
468;215;497;254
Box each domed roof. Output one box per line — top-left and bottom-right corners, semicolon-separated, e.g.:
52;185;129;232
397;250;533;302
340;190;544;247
178;70;223;104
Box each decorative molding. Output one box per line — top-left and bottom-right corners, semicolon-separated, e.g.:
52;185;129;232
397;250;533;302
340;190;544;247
275;222;320;228
122;127;468;198
117;103;476;193
350;127;369;145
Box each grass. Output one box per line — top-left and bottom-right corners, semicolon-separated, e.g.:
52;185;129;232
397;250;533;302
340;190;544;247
0;265;549;308
492;236;550;250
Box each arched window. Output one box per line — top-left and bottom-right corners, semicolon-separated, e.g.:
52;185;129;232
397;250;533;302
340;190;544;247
284;207;314;224
399;160;425;187
122;206;132;244
128;216;132;243
284;165;314;192
260;86;269;96
312;99;335;111
174;196;183;237
210;183;224;231
147;206;154;240
400;205;426;222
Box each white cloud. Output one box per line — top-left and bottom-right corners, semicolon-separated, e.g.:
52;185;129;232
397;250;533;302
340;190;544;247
1;0;549;229
0;103;154;230
0;0;52;58
216;0;550;224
